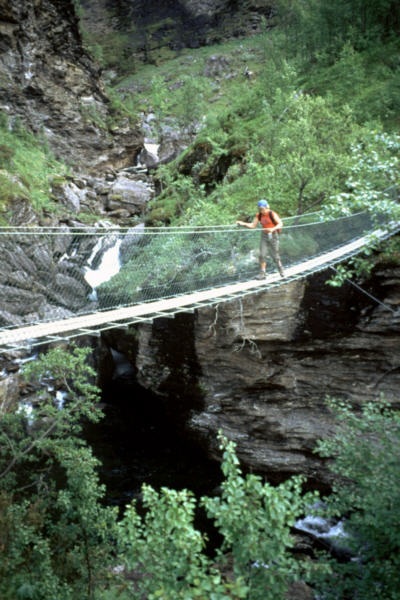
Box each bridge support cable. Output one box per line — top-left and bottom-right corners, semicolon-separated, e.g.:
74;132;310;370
0;210;398;351
329;266;398;315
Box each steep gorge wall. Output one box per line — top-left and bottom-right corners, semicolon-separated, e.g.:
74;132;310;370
102;260;400;487
0;0;142;170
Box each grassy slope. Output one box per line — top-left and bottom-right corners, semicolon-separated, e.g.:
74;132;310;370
1;7;398;227
112;28;400;226
0;118;69;224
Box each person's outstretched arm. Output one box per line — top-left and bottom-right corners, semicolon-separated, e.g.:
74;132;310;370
236;216;258;229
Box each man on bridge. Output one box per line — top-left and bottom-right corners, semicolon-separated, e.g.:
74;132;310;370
236;200;285;279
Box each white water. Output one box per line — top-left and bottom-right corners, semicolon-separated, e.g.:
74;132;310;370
84;239;122;292
17;402;34;426
55;390;67;410
14;354;37;365
296;514;348;540
144;142;159;156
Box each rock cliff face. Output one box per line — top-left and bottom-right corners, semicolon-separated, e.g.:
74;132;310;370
0;0;142;170
102;258;400;487
80;0;273;65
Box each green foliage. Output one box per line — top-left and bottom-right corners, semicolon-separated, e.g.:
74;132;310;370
105;87;138;127
118;487;235;600
0;172;29;225
324;130;400;284
174;77;210;130
0;112;68;220
149;166;206;223
312;397;400;599
277;0;400;60
148;57;360;226
139;74;211;138
0;143;15;167
109;19;399;225
83;28;133;75
276;0;400;128
304;40;400;126
190;93;356;223
118;432;316;599
280;231;319;261
262;94;356;215
202;435;318;600
0;346;118;600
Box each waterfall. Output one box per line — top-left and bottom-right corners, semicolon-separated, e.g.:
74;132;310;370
84;239;122;299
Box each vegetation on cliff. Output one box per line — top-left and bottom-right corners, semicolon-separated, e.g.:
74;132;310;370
96;0;400;228
312;397;400;600
0;347;117;599
2;347;399;599
0;115;68;224
2;1;400;598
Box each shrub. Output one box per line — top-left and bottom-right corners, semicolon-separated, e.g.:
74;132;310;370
312;397;400;599
118;433;317;600
0;346;119;600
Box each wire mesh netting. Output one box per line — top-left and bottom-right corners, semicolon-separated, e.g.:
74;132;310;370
0;209;395;345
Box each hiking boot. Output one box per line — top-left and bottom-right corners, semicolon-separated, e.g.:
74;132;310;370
256;271;266;280
279;268;285;278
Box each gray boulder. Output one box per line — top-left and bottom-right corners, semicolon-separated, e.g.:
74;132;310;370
107;176;153;215
51;181;87;213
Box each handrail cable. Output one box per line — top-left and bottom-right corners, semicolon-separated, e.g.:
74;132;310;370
0;208;398;351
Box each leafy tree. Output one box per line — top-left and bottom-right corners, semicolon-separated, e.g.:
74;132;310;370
263;94;356;215
323;129;400;285
118;433;317;599
0;346;118;600
201;435;318;600
207;93;357;219
312;397;400;599
174;77;210;131
160;75;359;225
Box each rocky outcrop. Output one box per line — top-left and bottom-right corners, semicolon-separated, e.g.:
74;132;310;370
179;0;231;19
49;168;155;221
0;0;142;170
0;230;97;327
104;257;400;487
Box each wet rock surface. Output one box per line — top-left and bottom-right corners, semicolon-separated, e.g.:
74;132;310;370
0;0;142;170
0;233;92;327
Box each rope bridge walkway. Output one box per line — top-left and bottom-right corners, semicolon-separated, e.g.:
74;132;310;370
0;210;397;352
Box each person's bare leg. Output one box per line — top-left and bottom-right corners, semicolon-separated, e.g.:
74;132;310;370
257;260;267;279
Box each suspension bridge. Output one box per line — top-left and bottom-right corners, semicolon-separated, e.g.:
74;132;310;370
0;210;397;352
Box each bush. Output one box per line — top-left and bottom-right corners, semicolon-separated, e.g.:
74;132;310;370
0;346;119;600
118;433;317;600
312;397;400;599
0;114;67;219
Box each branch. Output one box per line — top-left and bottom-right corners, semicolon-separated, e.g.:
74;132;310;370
0;417;58;481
